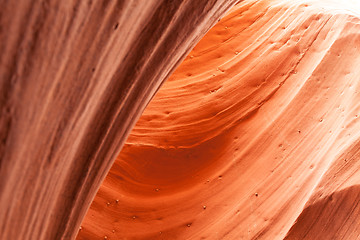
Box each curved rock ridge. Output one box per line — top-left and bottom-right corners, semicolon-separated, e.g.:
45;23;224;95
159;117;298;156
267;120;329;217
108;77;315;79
0;1;238;239
78;0;360;239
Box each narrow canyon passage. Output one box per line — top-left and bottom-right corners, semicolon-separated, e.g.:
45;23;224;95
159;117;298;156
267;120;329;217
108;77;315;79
78;0;360;239
1;0;360;239
0;0;238;239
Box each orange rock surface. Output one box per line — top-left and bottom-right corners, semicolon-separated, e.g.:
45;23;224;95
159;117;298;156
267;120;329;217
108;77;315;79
0;0;237;239
2;0;360;239
78;0;360;239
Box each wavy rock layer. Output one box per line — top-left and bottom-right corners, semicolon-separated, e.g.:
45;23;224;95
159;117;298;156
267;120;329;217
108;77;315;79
0;1;238;239
79;0;360;239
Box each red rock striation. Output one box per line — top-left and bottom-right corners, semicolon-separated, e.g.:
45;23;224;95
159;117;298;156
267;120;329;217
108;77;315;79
2;0;360;239
79;0;360;239
0;1;238;239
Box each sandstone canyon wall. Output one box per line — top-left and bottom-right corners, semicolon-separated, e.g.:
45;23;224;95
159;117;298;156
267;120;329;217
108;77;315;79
2;0;360;240
78;0;360;239
0;1;238;239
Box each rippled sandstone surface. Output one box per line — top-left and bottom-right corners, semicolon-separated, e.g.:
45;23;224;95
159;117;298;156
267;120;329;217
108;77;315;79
2;0;360;239
78;0;360;239
0;0;238;239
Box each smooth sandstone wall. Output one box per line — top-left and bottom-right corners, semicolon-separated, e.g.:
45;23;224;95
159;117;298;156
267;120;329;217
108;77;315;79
0;1;238;239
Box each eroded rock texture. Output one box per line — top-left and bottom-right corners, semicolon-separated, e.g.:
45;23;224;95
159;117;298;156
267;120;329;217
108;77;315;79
0;1;238;239
78;0;360;239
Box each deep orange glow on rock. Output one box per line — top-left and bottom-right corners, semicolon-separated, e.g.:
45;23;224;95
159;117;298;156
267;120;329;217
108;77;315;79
78;0;360;239
2;0;360;239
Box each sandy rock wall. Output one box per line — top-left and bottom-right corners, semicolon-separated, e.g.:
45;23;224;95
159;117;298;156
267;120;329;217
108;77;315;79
78;0;360;239
0;1;238;239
